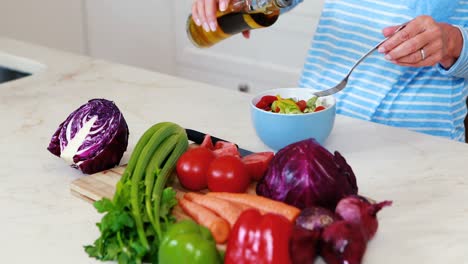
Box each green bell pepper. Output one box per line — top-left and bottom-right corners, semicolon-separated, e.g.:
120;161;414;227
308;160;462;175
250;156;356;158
158;220;222;264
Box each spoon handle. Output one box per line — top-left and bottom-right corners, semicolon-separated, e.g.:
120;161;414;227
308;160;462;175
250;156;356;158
347;23;407;75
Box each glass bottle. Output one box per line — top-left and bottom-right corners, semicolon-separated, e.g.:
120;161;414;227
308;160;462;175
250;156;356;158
186;0;293;48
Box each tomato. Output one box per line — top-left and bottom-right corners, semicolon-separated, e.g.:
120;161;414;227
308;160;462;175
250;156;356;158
176;147;216;191
255;95;277;110
207;155;250;193
296;100;307;112
200;136;240;158
213;141;240;158
200;134;214;150
314;106;326;112
241;152;274;181
255;100;269;110
214;141;234;149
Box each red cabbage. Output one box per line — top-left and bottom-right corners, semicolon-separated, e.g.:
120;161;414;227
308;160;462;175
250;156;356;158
47;98;129;174
256;138;357;210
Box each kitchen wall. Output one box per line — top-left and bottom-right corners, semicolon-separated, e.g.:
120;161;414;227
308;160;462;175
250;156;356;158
85;0;177;75
0;0;324;93
0;0;86;54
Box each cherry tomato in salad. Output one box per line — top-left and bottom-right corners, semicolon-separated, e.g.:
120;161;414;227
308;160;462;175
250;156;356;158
207;155;250;193
255;94;326;114
314;106;326;112
176;147;216;191
255;95;277;111
296;100;307;112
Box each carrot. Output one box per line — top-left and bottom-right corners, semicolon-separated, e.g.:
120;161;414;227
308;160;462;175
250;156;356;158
184;192;246;227
178;197;230;244
206;192;301;222
232;201;255;212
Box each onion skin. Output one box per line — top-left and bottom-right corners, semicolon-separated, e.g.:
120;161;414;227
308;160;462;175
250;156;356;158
335;195;392;241
295;207;341;232
289;225;321;264
320;221;367;264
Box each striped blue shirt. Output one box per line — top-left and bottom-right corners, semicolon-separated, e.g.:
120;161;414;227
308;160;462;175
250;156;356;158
285;0;468;142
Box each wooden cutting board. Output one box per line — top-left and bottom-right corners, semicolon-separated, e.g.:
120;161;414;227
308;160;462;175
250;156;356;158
71;144;199;204
70;164;199;224
70;165;126;203
70;159;256;224
70;139;255;204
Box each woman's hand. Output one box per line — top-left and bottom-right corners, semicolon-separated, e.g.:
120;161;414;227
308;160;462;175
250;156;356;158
191;0;250;38
378;16;463;69
192;0;229;32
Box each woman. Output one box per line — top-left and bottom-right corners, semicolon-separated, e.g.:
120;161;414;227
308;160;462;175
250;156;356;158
192;0;468;142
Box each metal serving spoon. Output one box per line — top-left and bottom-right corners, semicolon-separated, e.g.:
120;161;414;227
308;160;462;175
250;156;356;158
313;24;407;97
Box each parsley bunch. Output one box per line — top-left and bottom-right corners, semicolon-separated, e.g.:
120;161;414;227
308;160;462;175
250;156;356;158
84;188;177;263
84;122;188;263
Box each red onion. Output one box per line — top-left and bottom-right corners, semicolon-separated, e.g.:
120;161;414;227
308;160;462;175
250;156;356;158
289;225;321;264
320;221;367;264
335;195;392;241
295;207;341;232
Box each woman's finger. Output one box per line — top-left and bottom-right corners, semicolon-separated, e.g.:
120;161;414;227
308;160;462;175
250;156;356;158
379;18;427;53
382;25;401;38
192;1;202;26
204;0;218;31
219;0;229;11
384;29;433;61
196;0;211;32
391;41;444;67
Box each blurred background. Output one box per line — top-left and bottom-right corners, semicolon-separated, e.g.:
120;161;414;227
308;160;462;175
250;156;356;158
0;0;324;93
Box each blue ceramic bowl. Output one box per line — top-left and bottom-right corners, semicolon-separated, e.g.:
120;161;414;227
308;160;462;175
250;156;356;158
250;88;336;151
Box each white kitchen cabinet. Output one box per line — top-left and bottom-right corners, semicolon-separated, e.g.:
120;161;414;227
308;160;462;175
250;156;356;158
174;0;324;93
0;0;86;54
84;0;177;75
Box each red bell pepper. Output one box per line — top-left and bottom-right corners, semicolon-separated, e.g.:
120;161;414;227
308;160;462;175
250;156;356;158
225;209;293;264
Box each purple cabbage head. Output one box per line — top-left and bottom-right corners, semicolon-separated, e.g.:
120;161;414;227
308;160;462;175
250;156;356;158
256;138;357;210
47;98;129;174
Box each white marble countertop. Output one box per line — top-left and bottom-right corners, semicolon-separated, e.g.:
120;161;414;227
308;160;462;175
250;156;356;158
1;38;467;264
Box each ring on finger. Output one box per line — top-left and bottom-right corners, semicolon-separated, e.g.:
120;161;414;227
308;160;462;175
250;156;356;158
420;48;426;61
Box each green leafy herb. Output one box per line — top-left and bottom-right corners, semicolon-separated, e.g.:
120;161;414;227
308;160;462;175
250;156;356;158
84;122;189;264
84;187;178;263
159;188;178;225
306;96;318;112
